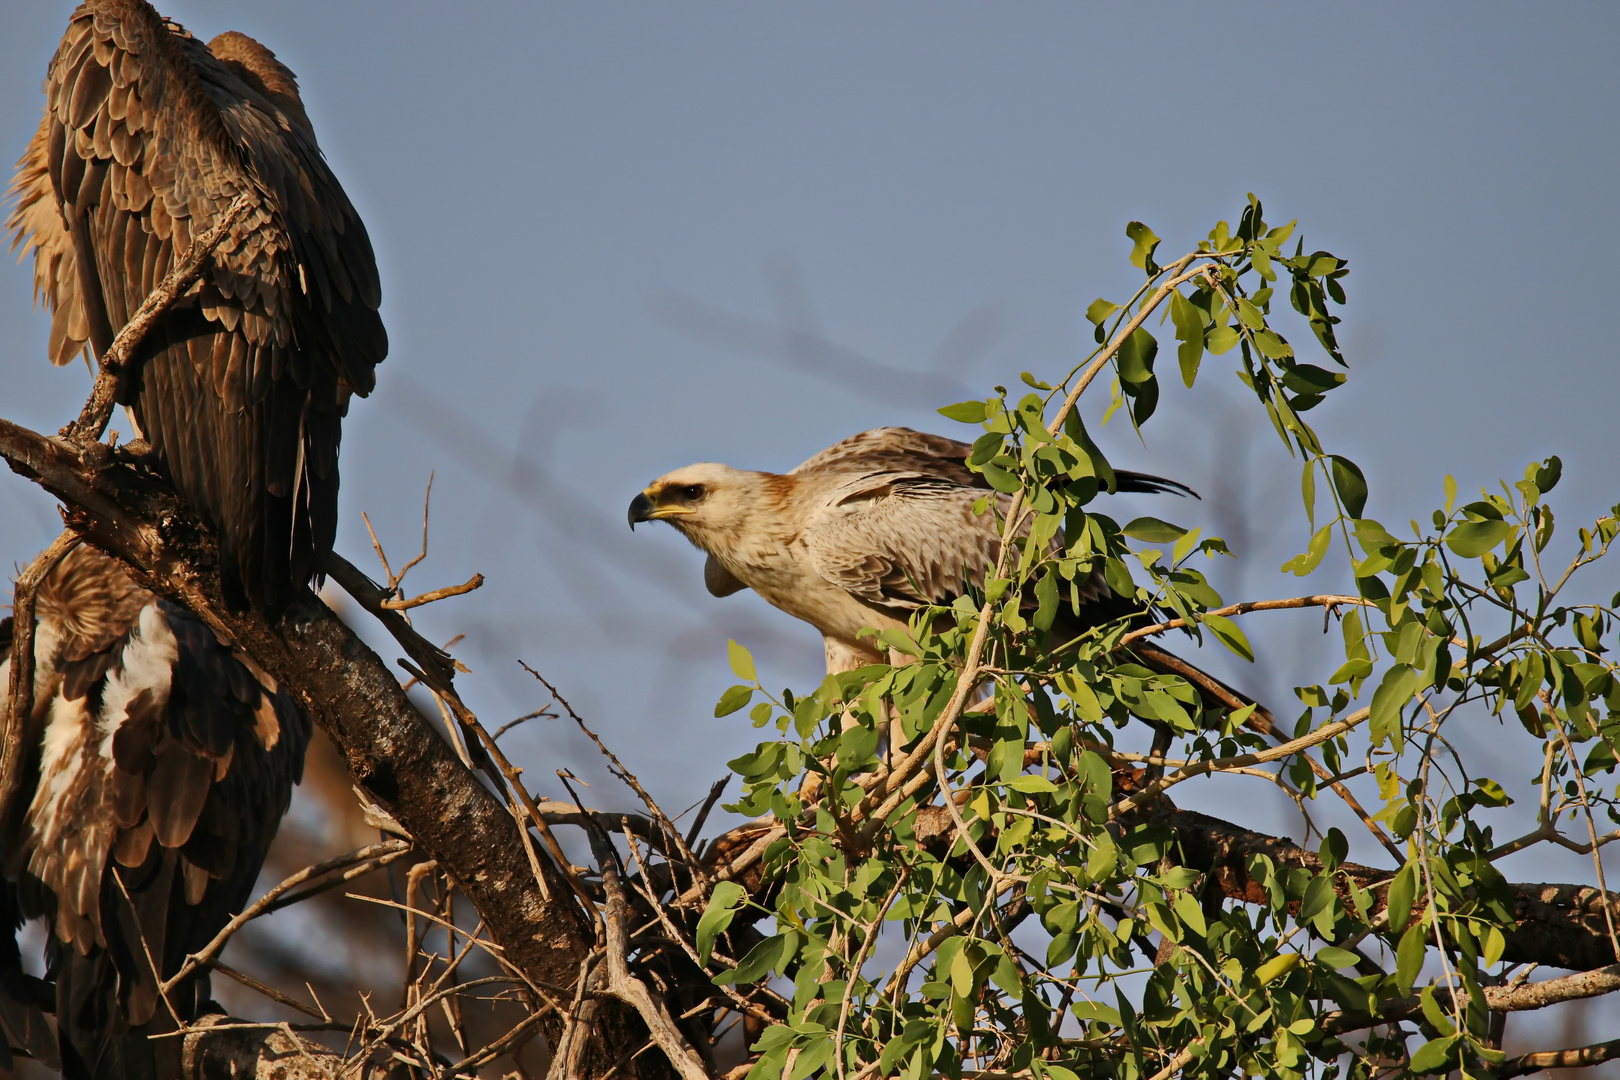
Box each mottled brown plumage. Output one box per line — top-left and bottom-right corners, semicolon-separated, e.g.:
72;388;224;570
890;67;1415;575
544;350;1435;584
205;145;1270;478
8;0;387;612
631;427;1192;672
0;547;309;1078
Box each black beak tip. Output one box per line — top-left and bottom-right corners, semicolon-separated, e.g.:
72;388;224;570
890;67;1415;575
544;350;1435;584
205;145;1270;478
628;492;654;530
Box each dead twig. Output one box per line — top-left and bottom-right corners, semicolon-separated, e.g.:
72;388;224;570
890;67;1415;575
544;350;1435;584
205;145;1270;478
381;573;485;611
64;193;259;442
163;839;412;996
524;661;711;891
584;822;710;1080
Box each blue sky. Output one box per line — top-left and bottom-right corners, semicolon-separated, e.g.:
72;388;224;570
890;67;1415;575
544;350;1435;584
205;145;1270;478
3;3;1617;922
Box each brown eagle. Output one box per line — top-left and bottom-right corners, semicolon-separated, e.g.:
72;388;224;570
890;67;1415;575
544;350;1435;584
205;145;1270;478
630;427;1194;672
8;0;387;613
0;545;309;1078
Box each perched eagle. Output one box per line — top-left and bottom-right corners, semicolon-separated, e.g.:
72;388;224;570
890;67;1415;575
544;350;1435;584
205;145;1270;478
0;545;309;1078
630;427;1193;672
8;0;387;613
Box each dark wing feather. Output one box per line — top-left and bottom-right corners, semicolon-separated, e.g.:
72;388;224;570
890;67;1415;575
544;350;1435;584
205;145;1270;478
8;0;386;612
791;427;1198;499
791;427;981;484
5;547;309;1072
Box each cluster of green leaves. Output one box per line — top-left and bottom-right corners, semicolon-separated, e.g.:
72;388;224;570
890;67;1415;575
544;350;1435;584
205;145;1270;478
693;200;1620;1080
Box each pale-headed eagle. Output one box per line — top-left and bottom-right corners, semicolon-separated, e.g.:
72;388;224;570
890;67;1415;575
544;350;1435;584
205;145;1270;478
630;427;1193;672
8;0;387;613
0;545;309;1078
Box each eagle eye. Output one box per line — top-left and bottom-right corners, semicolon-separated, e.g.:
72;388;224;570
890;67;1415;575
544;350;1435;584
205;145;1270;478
680;484;705;501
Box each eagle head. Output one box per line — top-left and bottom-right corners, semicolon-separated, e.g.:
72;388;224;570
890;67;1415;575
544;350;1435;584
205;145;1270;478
629;460;789;554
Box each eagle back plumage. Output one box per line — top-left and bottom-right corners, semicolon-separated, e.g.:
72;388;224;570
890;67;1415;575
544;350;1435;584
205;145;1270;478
7;0;387;612
0;546;309;1076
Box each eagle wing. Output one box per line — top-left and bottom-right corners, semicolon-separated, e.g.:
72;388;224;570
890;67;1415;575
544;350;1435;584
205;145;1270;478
791;426;982;486
0;547;309;1053
8;0;386;611
801;474;1003;612
794;427;1182;623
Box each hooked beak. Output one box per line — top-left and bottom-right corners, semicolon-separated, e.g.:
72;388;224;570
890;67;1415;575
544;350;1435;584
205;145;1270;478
628;491;655;530
630;487;698;529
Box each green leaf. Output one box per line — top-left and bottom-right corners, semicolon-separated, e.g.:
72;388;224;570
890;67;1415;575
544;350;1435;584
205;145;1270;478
695;881;748;963
1172;891;1207;938
1387;863;1417;933
1116;328;1158;385
727;640;757;682
1206;324;1240;355
1126;221;1161;272
1252;328;1293;359
1281;525;1332;576
789;1037;832;1080
715;685;755;717
1170;291;1205;388
1159;867;1200;890
968;432;1004;466
1483;924;1506;967
1446;519;1513;558
1255;952;1301;985
1086;298;1121;327
1006;775;1059;794
1535;455;1563;493
1329;657;1373;685
1409;1033;1461;1074
1235;297;1265;329
1122;517;1186;543
1203;614;1254;662
1395;920;1427;993
1301;460;1317;527
979;462;1023;494
1297;875;1335;926
1314;946;1361;970
1370;664;1420;746
938;399;989;424
1329;456;1368;518
1069;1000;1122;1027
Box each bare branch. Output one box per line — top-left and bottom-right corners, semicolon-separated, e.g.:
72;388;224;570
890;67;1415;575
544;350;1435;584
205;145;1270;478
1498;1036;1620;1078
381;572;484;611
64;193;257;443
586;825;711;1080
164;840;413;995
1115;593;1369;649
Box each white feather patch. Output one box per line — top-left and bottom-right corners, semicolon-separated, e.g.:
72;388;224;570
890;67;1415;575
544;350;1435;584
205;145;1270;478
95;603;178;756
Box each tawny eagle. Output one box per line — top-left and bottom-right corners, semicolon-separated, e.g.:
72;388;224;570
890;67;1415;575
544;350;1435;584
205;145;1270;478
8;0;387;613
629;427;1193;672
0;545;309;1078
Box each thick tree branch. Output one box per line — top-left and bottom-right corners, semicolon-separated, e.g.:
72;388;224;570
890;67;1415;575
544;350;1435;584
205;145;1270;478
1498;1036;1620;1078
1157;805;1620;972
0;416;595;998
1319;963;1620;1036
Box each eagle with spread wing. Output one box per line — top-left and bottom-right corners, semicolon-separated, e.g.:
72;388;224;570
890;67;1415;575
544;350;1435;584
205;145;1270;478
0;545;309;1078
630;427;1193;672
8;0;387;613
